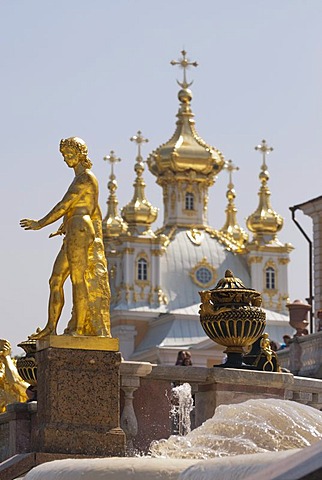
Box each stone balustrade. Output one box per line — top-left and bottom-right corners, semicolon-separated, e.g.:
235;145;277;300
2;361;322;464
120;362;322;452
277;332;322;378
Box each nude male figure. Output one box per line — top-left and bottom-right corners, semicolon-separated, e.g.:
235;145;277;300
20;137;102;338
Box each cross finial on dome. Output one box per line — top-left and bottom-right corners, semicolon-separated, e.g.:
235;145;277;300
130;130;149;160
224;159;239;189
170;49;198;88
103;150;121;178
255;139;273;171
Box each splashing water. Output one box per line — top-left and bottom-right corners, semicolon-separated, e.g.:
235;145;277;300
150;398;322;459
170;383;194;436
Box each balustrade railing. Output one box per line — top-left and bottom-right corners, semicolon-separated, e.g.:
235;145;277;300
1;360;322;461
119;362;322;453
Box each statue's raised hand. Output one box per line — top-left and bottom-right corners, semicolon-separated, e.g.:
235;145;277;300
20;219;41;230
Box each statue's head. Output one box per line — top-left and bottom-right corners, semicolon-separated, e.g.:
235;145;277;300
60;137;93;169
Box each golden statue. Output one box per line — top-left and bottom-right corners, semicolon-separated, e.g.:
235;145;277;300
199;290;214;316
20;137;111;339
0;339;28;412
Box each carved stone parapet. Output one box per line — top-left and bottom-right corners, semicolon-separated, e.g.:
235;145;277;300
278;332;322;378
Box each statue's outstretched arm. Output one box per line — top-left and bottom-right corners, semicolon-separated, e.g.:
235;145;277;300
20;179;84;231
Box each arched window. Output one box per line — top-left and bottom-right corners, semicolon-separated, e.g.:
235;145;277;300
265;267;276;289
185;192;194;211
137;258;148;281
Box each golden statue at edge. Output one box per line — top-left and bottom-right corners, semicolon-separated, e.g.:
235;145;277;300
0;339;28;412
20;137;111;339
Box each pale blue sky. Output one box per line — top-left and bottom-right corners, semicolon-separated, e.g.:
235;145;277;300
1;0;321;352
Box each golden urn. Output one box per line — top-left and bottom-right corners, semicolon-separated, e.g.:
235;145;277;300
199;269;266;368
16;339;37;386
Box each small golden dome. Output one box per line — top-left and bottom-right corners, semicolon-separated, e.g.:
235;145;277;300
102;151;128;238
246;140;283;238
121;131;158;233
220;160;248;250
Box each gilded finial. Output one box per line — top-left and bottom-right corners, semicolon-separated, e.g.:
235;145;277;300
225;159;239;189
170;49;198;88
103;150;128;238
104;150;121;178
246;139;283;239
121;130;158;233
255;139;273;173
130;131;149;160
220;159;248;249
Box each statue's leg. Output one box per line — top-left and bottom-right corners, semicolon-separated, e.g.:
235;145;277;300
30;245;69;339
66;217;94;336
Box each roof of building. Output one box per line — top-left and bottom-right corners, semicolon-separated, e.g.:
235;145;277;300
132;307;294;356
160;229;250;310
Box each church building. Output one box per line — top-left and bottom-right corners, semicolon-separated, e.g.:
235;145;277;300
102;51;294;366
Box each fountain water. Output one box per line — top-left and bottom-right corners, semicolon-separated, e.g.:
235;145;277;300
22;398;322;480
150;398;322;459
169;383;194;436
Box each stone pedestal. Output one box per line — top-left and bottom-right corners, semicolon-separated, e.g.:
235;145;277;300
34;341;125;457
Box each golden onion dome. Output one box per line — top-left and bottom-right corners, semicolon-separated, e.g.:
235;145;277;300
147;87;224;179
147;50;224;181
246;140;283;237
102;151;128;238
121;131;158;232
220;160;248;250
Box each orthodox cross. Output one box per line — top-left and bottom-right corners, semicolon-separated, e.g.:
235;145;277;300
130;130;149;160
255;139;273;171
103;150;121;178
224;159;239;189
170;49;198;88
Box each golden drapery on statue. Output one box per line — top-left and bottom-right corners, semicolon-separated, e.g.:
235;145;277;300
20;137;111;339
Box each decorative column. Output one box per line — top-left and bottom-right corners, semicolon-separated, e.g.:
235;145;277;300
120;361;153;454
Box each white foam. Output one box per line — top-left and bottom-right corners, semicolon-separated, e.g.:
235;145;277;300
170;383;194;436
150;398;322;459
23;399;322;480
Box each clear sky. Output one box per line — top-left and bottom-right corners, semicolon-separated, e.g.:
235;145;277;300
1;0;321;353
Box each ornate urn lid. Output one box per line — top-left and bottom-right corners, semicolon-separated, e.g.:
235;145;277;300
210;269;262;308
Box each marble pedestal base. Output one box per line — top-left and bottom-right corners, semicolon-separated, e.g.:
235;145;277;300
34;345;125;457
